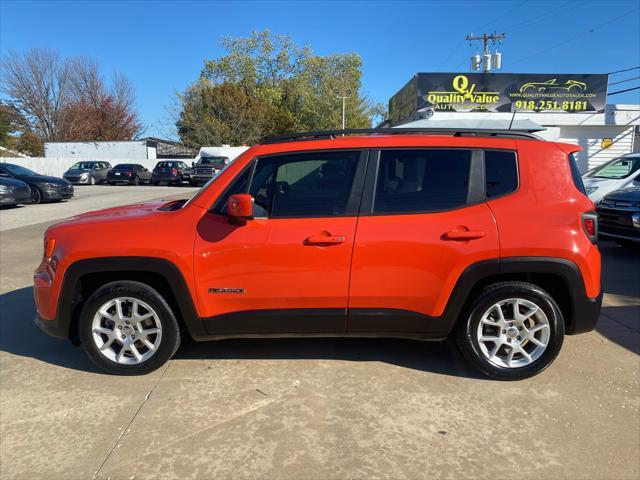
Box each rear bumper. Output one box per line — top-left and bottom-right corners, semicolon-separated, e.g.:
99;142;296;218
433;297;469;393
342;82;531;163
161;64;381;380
568;285;603;334
34;312;68;340
152;174;181;183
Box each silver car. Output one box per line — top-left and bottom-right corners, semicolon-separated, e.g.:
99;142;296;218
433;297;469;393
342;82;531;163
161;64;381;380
63;161;112;185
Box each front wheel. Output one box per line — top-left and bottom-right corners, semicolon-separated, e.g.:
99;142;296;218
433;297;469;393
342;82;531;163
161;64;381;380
89;175;96;185
30;186;42;204
455;281;564;380
78;281;181;375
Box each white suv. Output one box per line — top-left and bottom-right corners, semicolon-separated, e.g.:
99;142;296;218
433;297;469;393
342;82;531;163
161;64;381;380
583;153;640;204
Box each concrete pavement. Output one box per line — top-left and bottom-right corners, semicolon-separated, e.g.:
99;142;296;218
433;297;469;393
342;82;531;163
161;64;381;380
0;189;638;479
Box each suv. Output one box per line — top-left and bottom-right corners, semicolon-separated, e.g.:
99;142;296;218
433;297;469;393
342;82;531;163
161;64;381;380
189;156;230;186
33;129;602;380
151;161;191;186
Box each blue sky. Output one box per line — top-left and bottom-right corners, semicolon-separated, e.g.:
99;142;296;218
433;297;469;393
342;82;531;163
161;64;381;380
2;0;639;137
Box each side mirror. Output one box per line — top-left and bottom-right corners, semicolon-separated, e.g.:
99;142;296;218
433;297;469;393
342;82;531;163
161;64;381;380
227;194;253;223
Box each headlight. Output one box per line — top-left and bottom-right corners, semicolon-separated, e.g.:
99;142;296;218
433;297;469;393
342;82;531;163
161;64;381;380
80;173;88;179
0;184;10;194
633;213;640;230
585;186;598;195
42;182;61;188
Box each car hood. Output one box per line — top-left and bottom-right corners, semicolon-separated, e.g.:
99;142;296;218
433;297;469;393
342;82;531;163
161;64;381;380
65;169;91;174
0;177;29;188
59;201;167;227
602;186;640;202
19;174;70;185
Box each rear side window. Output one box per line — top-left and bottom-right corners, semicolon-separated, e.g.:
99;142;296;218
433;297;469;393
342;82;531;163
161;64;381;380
569;153;587;195
374;149;471;214
485;150;518;198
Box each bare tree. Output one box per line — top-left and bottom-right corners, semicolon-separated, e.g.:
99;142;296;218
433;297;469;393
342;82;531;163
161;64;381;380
1;48;143;145
1;48;73;141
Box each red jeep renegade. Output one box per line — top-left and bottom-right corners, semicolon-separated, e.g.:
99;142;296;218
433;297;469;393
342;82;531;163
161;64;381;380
33;129;602;380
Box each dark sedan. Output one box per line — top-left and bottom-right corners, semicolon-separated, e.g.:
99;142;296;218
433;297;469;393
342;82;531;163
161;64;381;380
151;160;190;186
0;163;74;204
597;186;640;247
107;164;152;185
63;161;112;185
0;176;32;207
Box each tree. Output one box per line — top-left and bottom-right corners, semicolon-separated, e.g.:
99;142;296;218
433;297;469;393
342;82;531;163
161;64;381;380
176;30;382;146
1;49;143;146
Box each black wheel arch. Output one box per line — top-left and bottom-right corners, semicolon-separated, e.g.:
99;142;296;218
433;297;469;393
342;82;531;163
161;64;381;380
56;257;206;344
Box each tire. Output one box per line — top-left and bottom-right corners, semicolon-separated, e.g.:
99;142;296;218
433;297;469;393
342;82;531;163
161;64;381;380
30;186;42;204
108;181;115;186
189;180;198;187
455;281;564;380
78;281;181;375
133;176;140;186
152;181;159;186
616;240;640;250
89;176;96;185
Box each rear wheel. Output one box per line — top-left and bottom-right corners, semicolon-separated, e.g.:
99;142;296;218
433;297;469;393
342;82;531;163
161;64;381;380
456;281;564;380
78;281;181;375
133;176;140;186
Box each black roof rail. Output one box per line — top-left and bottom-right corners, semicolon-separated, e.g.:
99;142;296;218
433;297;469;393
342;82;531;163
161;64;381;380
262;128;541;144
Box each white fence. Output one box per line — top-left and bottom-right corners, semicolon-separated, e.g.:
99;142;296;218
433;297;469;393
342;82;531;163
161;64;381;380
0;157;190;178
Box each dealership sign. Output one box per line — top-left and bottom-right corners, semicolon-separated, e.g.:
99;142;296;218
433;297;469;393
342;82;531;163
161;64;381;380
389;73;609;123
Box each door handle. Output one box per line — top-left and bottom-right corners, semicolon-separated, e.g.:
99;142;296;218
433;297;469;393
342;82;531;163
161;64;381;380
304;234;346;246
443;230;485;241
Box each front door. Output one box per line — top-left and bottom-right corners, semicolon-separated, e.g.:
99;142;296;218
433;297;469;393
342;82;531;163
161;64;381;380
194;150;366;334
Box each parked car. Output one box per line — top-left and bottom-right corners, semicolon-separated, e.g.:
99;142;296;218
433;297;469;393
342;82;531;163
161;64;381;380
33;128;602;380
596;186;640;247
0;163;73;204
582;153;640;204
190;146;249;186
106;164;152;185
0;176;32;207
63;161;112;185
151;161;191;186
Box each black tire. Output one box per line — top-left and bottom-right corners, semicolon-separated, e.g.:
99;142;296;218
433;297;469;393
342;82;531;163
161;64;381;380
108;181;115;186
189;180;198;187
455;281;564;380
133;176;140;186
616;240;640;250
30;186;42;204
152;181;159;186
78;281;181;375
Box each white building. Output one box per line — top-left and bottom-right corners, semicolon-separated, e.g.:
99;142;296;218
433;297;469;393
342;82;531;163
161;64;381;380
397;104;639;172
44;137;195;160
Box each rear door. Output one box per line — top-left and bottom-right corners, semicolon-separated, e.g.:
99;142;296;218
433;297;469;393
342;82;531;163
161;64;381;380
347;148;500;335
194;149;367;334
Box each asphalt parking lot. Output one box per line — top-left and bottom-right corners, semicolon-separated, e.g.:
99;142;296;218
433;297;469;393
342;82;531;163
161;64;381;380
0;188;638;480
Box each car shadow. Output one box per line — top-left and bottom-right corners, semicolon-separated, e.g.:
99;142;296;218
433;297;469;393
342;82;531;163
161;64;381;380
0;287;484;380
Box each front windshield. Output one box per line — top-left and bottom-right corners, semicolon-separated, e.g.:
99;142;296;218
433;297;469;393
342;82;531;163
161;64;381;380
70;162;95;170
1;163;38;176
199;156;227;167
586;156;640;179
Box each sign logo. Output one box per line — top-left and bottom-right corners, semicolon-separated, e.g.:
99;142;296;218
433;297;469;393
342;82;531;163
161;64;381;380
208;288;245;294
426;75;500;111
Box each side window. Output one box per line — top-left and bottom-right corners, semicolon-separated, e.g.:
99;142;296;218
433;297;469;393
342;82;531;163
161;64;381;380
249;151;360;218
212;166;251;214
569;153;587;195
485;150;518;198
374;149;471;214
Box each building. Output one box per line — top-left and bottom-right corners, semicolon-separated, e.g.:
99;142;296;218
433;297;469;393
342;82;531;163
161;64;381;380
44;137;196;160
386;72;640;172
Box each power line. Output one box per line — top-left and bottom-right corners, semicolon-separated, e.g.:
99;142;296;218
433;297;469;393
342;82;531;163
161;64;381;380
607;66;640;75
608;86;640;96
608;75;640;86
506;6;640;67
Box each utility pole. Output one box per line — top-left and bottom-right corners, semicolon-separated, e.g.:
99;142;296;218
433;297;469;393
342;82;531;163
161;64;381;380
466;32;505;72
334;89;352;130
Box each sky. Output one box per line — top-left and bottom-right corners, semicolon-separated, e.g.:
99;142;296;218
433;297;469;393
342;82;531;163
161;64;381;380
1;0;639;138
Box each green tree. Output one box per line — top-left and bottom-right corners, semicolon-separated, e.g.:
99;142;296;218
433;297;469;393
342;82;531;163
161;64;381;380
177;30;381;146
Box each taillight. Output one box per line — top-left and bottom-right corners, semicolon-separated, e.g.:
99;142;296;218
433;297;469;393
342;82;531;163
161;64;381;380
127;172;132;176
582;212;598;244
171;168;178;175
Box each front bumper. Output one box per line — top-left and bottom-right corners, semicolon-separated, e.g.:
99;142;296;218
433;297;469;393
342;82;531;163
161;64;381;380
41;186;74;201
0;189;32;205
64;175;92;184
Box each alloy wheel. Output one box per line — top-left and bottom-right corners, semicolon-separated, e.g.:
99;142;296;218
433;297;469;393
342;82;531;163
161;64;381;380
476;298;550;368
91;297;163;365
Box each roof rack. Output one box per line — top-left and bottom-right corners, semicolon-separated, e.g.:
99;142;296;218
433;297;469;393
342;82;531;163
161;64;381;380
262;128;541;144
